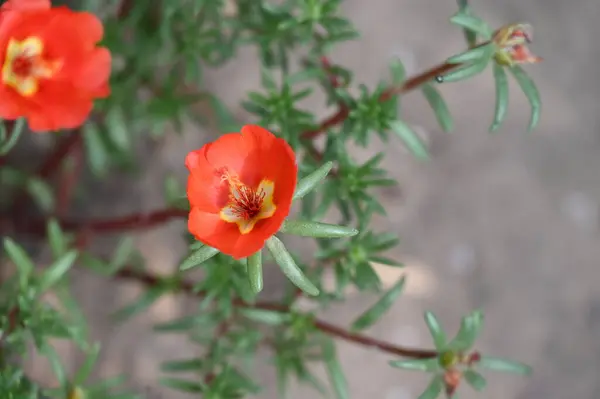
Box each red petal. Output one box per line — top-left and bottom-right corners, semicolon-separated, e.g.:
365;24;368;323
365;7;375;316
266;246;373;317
186;148;228;212
1;0;50;11
238;126;297;221
0;85;26;120
28;98;93;132
188;208;267;259
203;133;252;174
73;47;111;94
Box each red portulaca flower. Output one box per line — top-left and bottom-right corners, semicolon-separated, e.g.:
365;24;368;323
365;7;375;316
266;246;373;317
186;125;297;259
0;0;111;132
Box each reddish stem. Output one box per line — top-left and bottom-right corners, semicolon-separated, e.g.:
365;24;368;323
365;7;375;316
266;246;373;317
117;0;135;19
57;138;84;217
39;132;83;180
62;208;188;234
7;133;83;224
114;267;434;359
321;56;342;89
302;61;457;140
314;319;436;359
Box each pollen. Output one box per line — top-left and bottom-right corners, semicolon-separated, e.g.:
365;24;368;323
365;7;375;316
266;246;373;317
219;172;277;234
2;37;62;97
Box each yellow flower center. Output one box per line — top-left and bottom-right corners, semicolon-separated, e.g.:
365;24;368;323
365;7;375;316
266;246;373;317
219;172;277;234
2;37;61;97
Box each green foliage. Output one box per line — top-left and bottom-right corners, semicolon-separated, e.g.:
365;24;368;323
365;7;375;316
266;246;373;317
0;0;541;397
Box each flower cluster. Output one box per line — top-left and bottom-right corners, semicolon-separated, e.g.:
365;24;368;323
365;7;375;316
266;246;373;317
0;0;110;132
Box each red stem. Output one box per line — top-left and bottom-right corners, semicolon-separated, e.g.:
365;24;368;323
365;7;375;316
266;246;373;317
114;267;435;359
301;61;457;140
57;138;84;217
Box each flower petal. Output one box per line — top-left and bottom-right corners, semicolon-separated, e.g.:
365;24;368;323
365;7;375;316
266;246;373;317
0;85;25;120
203;133;253;175
1;0;50;11
28;98;93;132
73;47;111;95
188;208;267;259
186;148;228;212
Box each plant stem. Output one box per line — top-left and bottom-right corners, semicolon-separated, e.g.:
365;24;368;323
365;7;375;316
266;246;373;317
6;133;83;223
314;319;436;359
301;60;458;140
114;267;436;360
8;57;461;235
56;138;84;217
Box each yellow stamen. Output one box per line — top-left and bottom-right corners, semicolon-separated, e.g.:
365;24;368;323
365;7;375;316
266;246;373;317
2;37;61;97
219;173;276;234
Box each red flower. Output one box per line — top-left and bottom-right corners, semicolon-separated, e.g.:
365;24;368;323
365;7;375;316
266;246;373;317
0;0;110;132
186;125;298;259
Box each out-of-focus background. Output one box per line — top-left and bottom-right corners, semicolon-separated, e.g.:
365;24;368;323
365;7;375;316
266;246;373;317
17;0;600;398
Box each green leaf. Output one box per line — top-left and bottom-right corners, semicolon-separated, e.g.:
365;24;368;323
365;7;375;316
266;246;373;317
280;220;358;238
389;59;406;84
477;356;532;375
389;358;439;372
238;308;289;325
463;369;487;391
105;107;131;151
112;285;166;322
0;118;25;155
490;63;509;132
389;120;429;160
161;358;204;372
368;255;403;267
266;236;319;296
456;0;477;46
447;43;494;64
26;177;54;212
40;343;68;390
447;310;484;352
179;244;220;271
293;161;334;200
47;219;68;259
38;250;78;292
74;342;101;385
351;275;406;331
418;375;444;399
83;122;109;177
285;67;324;85
424;312;447;350
159;378;204;393
108;236;135;273
449;11;493;38
153;315;205;333
441;56;491;83
3;237;35;284
247;251;263;294
421;84;453;132
322;339;349;399
509;65;541;132
208;94;240;132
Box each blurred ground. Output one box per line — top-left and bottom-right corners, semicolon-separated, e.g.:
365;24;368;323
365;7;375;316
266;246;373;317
15;0;600;398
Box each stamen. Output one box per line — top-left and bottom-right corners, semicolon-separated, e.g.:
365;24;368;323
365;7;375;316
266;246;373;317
221;170;266;220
